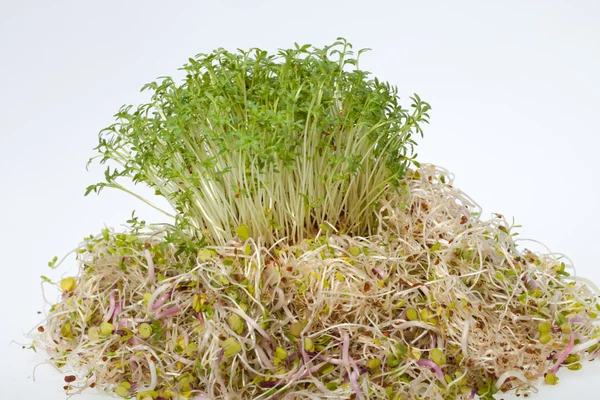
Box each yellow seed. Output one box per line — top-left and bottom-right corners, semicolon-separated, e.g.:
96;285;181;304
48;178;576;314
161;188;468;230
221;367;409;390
60;277;77;293
335;272;345;282
410;347;422;360
138;323;152;339
100;322;114;336
143;293;152;306
560;324;571;334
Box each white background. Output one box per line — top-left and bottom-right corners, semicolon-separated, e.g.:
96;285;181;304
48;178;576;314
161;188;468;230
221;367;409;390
1;1;599;399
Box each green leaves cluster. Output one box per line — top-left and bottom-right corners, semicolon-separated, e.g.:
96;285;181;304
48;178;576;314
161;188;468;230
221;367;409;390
88;38;430;244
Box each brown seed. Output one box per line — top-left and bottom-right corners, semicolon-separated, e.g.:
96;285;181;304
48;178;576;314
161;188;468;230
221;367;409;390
64;375;76;383
37;326;45;332
90;383;96;388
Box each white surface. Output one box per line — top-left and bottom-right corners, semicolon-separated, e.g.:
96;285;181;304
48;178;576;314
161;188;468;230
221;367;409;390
1;1;599;398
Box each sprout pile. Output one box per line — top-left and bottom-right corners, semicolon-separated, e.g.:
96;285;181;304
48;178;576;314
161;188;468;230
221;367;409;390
30;40;600;400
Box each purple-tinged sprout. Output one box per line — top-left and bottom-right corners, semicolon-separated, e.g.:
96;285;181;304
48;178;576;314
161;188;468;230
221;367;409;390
468;386;477;400
103;290;116;322
373;267;386;279
416;359;445;382
528;279;538;290
549;333;575;374
317;355;346;365
113;301;121;321
259;380;281;388
152;291;172;310
155;306;181;320
349;369;364;400
144;249;155;284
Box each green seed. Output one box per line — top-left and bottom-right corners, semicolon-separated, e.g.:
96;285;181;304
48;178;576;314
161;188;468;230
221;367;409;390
539;332;552;344
138;323;152;339
544;373;558;385
325;382;338;390
88;326;99;341
289;321;305;337
366;358;381;370
100;322;114;336
430;348;446;365
61;321;73;338
192;294;201;313
406;308;418;321
560;324;571;334
275;346;288;360
319;362;335;375
60;277;77;292
565;354;580;364
303;337;314;352
221;337;242;357
228;314;244;334
115;385;130;398
197;248;214;262
387;355;401;367
420;309;432;320
185;343;197;357
348;246;361;257
236;224;250;241
537;322;552;333
137;390;158;400
567;362;582;371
